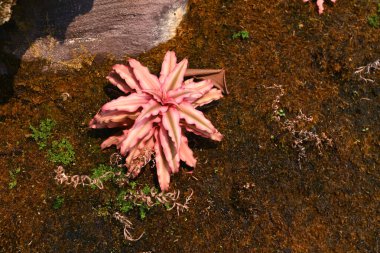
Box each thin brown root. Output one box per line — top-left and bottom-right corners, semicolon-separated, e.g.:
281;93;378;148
113;212;145;241
54;166;120;189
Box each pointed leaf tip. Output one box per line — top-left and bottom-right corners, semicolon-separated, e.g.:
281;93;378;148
163;58;188;92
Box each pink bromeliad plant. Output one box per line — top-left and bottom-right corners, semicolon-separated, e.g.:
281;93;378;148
303;0;337;14
90;51;224;191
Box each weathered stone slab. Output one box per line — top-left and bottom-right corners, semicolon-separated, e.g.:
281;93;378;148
0;0;187;61
0;0;16;25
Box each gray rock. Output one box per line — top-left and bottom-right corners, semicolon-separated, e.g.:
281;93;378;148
0;0;187;63
0;0;16;25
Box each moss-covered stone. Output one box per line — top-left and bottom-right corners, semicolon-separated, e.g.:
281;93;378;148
0;0;16;25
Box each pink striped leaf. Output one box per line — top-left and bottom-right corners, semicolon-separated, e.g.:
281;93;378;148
162;107;181;151
183;79;213;95
183;123;223;141
191;88;223;108
106;71;133;94
138;99;168;121
100;130;128;149
119;116;159;155
159;127;180;173
112;64;141;91
101;93;150;112
167;87;203;104
178;102;222;141
159;51;177;83
89;111;137;129
162;58;188;92
154;131;171;191
179;135;196;167
128;59;161;92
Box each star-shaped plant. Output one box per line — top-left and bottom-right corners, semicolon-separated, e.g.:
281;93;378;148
303;0;337;14
90;51;224;191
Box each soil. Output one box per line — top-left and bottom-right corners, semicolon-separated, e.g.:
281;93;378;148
0;0;379;252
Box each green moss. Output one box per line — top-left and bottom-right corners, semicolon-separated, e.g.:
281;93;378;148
52;196;64;210
30;118;56;150
115;184;160;220
232;30;249;40
48;138;75;165
90;164;119;189
117;190;134;213
368;3;380;28
8;168;21;189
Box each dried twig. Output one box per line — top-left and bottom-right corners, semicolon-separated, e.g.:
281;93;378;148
113;212;145;241
266;84;333;168
126;148;154;179
126;188;194;216
54;166;120;189
354;59;380;83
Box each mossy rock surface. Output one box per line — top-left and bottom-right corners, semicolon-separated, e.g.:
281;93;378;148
0;0;16;25
0;0;187;62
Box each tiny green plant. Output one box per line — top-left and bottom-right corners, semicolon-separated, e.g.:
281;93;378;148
53;196;64;209
139;205;149;220
117;190;134;213
90;164;118;189
48;138;75;165
8;168;21;189
278;109;286;117
116;184;159;220
142;185;151;195
368;15;379;28
362;127;369;132
30;119;56;149
368;3;380;28
232;30;249;40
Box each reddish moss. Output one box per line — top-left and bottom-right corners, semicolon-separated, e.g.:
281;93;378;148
0;0;379;252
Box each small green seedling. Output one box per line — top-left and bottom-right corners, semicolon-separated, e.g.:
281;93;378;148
53;196;64;209
30;119;55;149
116;184;159;220
278;109;286;117
139;205;149;220
117;191;134;213
48;138;75;165
129;181;137;190
232;30;249;40
368;3;380;28
142;185;151;195
164;203;172;210
90;164;118;189
8;168;21;189
368;15;379;28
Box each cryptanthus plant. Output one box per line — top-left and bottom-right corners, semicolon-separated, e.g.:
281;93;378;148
90;51;224;191
303;0;337;14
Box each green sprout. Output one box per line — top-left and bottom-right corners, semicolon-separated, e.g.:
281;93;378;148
48;138;75;165
278;109;286;117
115;184;159;220
8;168;21;189
142;185;151;195
232;30;249;40
362;127;369;132
164;203;172;210
139;205;149;220
30;119;55;149
368;15;379;28
368;3;380;28
90;164;118;189
117;191;134;213
53;196;64;209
